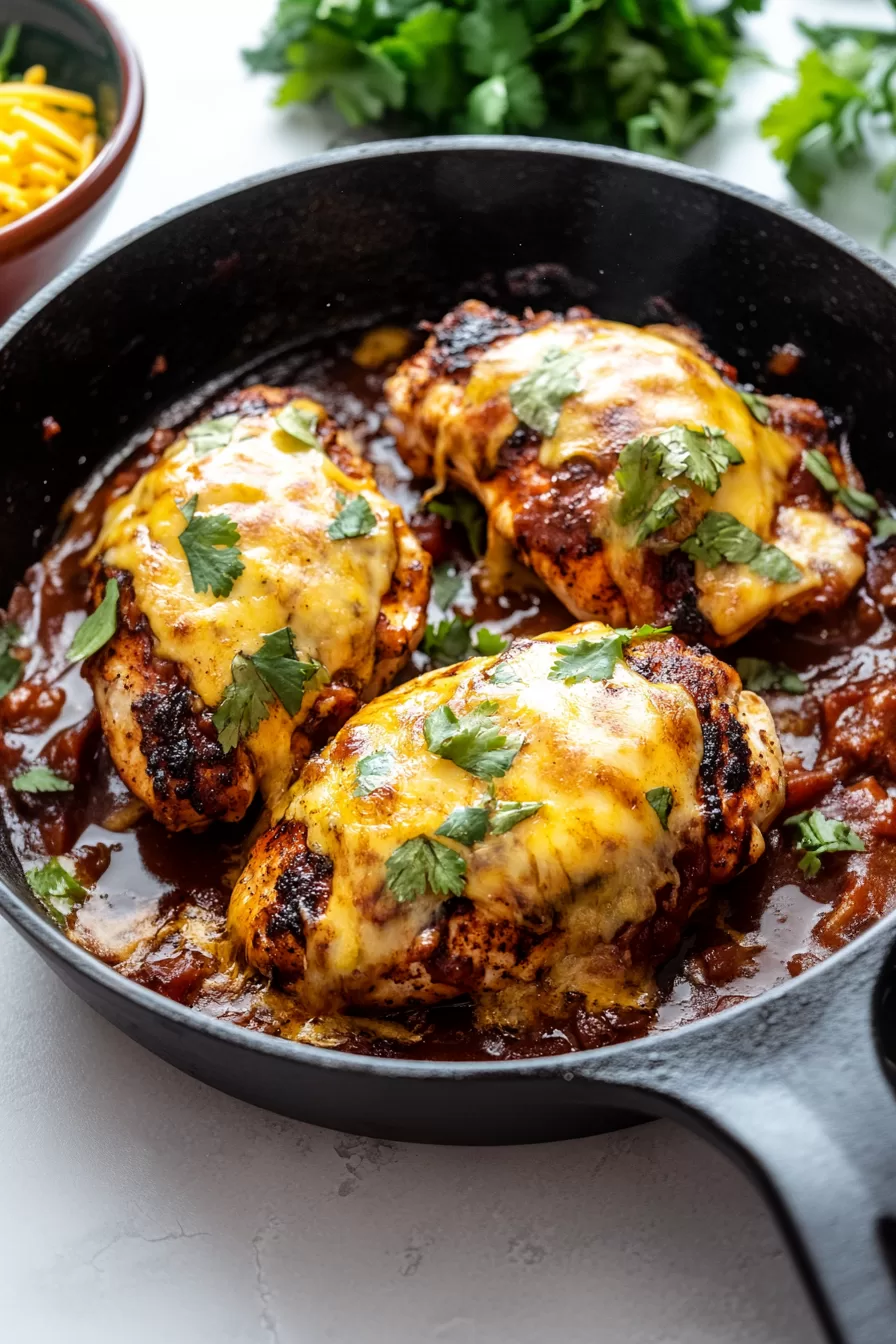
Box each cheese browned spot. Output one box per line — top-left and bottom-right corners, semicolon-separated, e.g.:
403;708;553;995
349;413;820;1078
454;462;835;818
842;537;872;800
386;302;868;644
228;624;785;1017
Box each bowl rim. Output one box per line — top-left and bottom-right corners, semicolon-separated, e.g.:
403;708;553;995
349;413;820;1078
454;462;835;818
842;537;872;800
1;134;896;1081
0;0;144;259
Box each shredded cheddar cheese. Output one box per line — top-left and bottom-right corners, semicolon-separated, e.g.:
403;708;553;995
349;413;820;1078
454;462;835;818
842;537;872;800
0;62;99;227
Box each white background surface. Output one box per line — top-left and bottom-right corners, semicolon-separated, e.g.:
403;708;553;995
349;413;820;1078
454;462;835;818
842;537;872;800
3;2;893;1341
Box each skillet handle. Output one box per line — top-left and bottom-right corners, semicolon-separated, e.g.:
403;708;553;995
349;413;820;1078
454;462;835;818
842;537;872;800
633;929;896;1344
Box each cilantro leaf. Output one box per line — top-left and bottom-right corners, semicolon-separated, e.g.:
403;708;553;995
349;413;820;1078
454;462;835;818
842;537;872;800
354;750;394;798
186;414;239;456
681;512;801;584
615;425;743;541
784;808;865;877
508;345;583;438
328;493;377;539
422;616;474;668
13;766;74;793
738;389;771;424
489;799;542;835
737;657;807;695
488;662;520;685
473;627;509;656
875;514;896;544
385;834;467;903
247;0;759;159
213;654;273;753
645;786;674;830
26;857;88;925
803;447;839;494
0;619;24;698
178;497;245;598
427;490;485;557
68;578;119;662
432;562;463;610
0;23;21;84
760;47;867;208
435;805;491;846
424;700;523;779
276;403;320;449
549;623;671;685
803;450;878;522
838;486;878;521
249;627;327;717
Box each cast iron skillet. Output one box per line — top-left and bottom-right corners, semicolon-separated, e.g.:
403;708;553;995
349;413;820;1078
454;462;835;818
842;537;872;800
0;139;895;1344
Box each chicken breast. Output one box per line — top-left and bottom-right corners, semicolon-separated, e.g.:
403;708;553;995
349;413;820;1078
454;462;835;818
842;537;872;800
385;300;868;645
84;385;430;831
229;624;784;1019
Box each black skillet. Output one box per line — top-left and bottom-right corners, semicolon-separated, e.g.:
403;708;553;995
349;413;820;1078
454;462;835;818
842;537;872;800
0;139;895;1344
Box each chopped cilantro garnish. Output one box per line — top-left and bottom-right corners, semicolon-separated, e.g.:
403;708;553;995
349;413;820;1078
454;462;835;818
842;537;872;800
249;627;327;718
645;786;674;831
422;616;474;668
432;562;463;611
784;809;865;877
804;449;878;521
67;578;119;662
276;403;320;449
177;497;244;598
549;624;671;686
435;805;491;846
488;663;521;685
489;799;542;835
473;627;509;656
13;766;73;793
0;619;24;697
186;414;239;456
385;835;467;904
26;857;88;925
615;425;743;543
508;345;583;438
424;700;523;780
328;493;377;539
738;389;771;424
681;512;801;584
736;657;806;695
212;655;274;753
427;490;485;557
354;750;394;798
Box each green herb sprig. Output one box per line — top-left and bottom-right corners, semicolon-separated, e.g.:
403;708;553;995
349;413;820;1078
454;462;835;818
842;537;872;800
246;1;763;155
785;808;865;877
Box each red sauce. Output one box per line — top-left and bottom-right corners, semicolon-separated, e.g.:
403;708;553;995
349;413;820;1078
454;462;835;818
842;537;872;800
4;331;896;1062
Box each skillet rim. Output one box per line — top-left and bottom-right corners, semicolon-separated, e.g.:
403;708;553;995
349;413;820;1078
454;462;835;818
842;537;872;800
1;133;895;1081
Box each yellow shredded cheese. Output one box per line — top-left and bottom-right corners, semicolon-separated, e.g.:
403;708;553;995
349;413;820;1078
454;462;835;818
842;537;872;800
0;64;99;226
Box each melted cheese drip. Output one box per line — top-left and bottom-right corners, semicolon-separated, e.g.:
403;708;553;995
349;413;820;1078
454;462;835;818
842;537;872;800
94;403;399;797
278;624;708;1008
459;319;860;638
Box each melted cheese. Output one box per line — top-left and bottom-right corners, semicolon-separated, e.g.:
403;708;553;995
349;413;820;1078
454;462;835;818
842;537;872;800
453;319;862;640
274;624;709;1008
94;403;400;797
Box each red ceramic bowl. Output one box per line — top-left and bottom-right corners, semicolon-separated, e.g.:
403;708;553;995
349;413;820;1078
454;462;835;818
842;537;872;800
0;0;143;320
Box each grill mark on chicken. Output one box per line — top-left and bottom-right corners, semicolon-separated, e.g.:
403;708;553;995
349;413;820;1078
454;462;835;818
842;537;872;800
270;838;334;939
132;686;232;811
428;306;525;374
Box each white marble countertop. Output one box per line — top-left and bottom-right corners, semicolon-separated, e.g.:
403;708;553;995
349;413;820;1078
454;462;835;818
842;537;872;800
3;2;892;1340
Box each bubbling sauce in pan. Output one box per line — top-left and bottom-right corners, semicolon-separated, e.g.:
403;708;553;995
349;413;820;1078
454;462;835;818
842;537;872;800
4;331;896;1061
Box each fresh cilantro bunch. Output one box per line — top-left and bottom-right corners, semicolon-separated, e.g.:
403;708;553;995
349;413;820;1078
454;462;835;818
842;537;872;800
246;0;763;154
761;9;896;232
